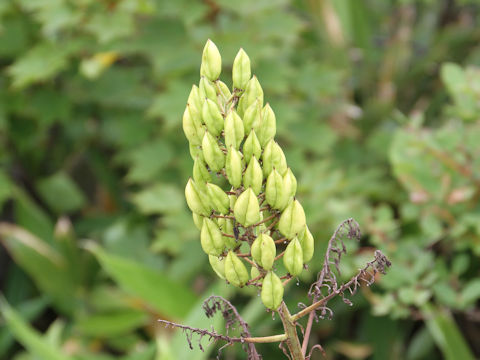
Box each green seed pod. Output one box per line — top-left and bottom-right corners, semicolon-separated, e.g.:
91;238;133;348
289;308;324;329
224;111;245;150
202;99;224;136
251;266;260;280
185;178;210;216
243;98;262;134
261;271;284;310
262;140;287;177
189;144;204;161
243;156;263;195
216;80;232;101
257;103;276;147
225;146;243;188
183;104;204;146
283;168;297;198
234;188;261;227
202;132;225;172
201;218;225;256
298;225;314;263
243;130;262;163
206;183;230;214
217;217;237;249
265;168;288;210
199;76;217;102
283;237;303;276
238;76;263;116
232;48;251;90
193;157;211;184
229;191;237;209
225;251;249;287
251;234;276;270
188;85;203;113
278;199;306;239
192;213;204;230
200;39;222;81
209;255;226;279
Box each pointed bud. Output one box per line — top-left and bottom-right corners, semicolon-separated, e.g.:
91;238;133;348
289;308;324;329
237;76;263;117
193;157;211;184
209;255;226;279
202;132;225;172
225;251;249;287
187;85;203;113
278;200;306;239
234;188;261;227
202;99;224;136
251;234;276;270
232;48;251;90
226;146;243;188
224;111;245;150
199;76;217;102
261;271;284;310
216;80;232;102
185;178;210;216
257;103;276;147
283;237;303;276
206;183;230;214
200;39;221;81
217;217;237;249
201;218;225;256
192;213;204;230
243;156;263;195
265;168;288;210
262;140;287;177
298;225;314;263
243;130;262;163
183;104;205;146
243;98;262;134
283;168;297;198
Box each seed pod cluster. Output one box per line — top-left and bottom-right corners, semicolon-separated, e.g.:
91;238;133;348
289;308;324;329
183;40;315;310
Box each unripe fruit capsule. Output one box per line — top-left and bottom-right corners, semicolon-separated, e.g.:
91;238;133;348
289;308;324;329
234;188;261;227
200;39;222;81
261;271;284;310
225;251;249;287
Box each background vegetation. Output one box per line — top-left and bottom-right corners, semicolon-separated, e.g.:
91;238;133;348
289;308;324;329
0;0;479;359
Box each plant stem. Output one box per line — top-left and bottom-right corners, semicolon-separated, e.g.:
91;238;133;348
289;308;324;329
243;333;288;343
278;302;305;360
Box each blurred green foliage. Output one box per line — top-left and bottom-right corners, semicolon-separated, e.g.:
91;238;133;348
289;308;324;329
0;0;479;359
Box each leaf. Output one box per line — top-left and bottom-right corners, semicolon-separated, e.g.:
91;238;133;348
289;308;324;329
86;243;197;319
0;297;48;357
76;309;149;337
36;172;87;214
130;183;183;215
0;223;77;314
0;297;70;360
158;282;232;360
422;304;475;360
7;42;73;89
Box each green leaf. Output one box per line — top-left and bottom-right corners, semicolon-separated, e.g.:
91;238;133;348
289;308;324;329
0;297;70;360
76;309;149;337
423;304;475;360
0;223;76;314
0;297;48;357
86;243;197;319
130;183;183;215
36;172;87;214
7;42;73;89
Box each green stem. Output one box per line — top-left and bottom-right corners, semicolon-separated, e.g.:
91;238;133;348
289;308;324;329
278;302;304;360
243;333;287;343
